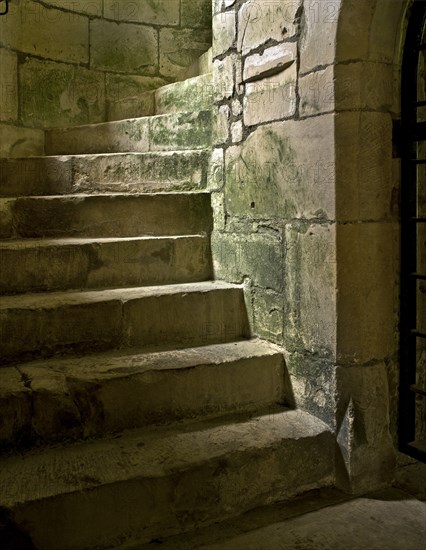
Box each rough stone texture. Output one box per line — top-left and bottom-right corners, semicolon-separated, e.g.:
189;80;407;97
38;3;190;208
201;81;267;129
155;74;213;116
90;19;158;75
44;0;102;16
0;369;31;450
0;282;248;365
299;65;335;117
0;48;17;122
252;288;285;345
0;125;44;158
237;0;302;55
212;11;236;58
20;58;105;128
213;56;236;102
182;0;212;28
244;55;297;126
214;105;230;145
336;363;396;493
225;116;335;220
0;235;212;295
243;43;296;83
104;0;180;26
150;111;212;152
0;410;334;549
160;29;212;80
0;0;89;64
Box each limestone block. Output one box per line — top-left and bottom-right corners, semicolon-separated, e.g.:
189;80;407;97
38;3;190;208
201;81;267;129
213;105;230;145
44;0;102;16
231;99;242;116
0;0;89;64
208;147;225;192
334;62;393;112
213;56;235;102
182;0;212;28
155;74;213;116
150;111;212;152
211;231;284;292
252;288;285;344
369;0;406;63
336;221;398;364
336;363;396;492
243;43;296;84
243;53;297;126
20;58;105;128
299;65;335;117
300;0;338;74
0;124;44;158
335;111;393;222
160;28;212;80
0;199;14;238
334;0;375;64
106;74;165;121
231;121;243;143
284;222;337;358
0;368;31;448
225;116;335;219
0;48;17;122
237;0;302;55
104;0;180;26
90;19;158;75
211;190;226;229
212;11;236;57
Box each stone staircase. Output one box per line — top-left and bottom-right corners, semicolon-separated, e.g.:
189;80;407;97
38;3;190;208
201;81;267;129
0;59;335;549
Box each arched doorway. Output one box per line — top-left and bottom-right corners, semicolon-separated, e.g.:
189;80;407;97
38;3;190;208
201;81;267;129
399;0;426;462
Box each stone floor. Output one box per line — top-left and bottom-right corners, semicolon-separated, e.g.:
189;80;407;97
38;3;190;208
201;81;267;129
139;462;426;550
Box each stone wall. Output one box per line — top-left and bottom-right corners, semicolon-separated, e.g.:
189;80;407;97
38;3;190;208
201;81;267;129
0;0;212;156
209;0;408;492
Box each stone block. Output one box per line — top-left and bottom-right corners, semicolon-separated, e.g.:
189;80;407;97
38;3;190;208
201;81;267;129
212;11;236;57
299;65;335;117
0;124;44;158
237;0;302;55
334;0;375;64
44;0;102;16
155;74;213;116
211;231;284;292
243;53;297;126
20;58;105;128
0;368;31;448
252;288;285;345
182;0;212;28
0;48;17;122
243;43;296;83
160;29;212;80
213;56;235;102
106;74;165;121
150;111;212;152
335;111;393;222
336;363;396;492
7;0;89;64
225;116;335;220
300;0;338;74
231;120;243;143
104;0;179;26
208;148;225;192
336;221;399;365
90;19;158;75
213;105;230;145
284;222;337;358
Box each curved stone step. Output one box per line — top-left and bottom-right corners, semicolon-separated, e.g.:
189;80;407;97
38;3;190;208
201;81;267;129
0;339;290;449
0;281;249;365
45;111;211;156
0;235;212;295
0;150;209;197
0;192;212;239
0;408;334;549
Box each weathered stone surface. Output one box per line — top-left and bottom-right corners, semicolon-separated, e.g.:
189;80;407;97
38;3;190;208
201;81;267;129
211;231;284;292
243;43;296;84
155;74;213;116
252;288;285;345
90;19;157;74
106;73;166;121
299;65;335;117
336;363;396;492
7;192;212;239
160;28;212;80
0;124;44;158
237;0;302;55
182;0;212;28
208;148;225;192
244;53;297;126
335;112;393;222
0;410;334;548
214;105;230;145
213;56;235;102
104;0;179;25
0;368;31;449
335;0;375;64
225;116;335;219
0;0;89;64
0;48;17;122
44;0;102;16
212;11;236;58
231;121;243;143
0;235;212;294
336;222;398;365
150;111;212;152
0;282;247;365
20;58;105;128
0;199;13;239
284;222;336;358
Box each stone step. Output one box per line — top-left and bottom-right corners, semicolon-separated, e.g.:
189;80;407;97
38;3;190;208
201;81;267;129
0;235;212;295
0;192;212;239
0;408;334;549
184;47;213;79
0;339;289;449
45;111;212;156
0;281;249;366
0;150;209;197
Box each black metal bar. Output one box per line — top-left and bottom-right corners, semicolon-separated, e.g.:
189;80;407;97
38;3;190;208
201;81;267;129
412;330;426;338
401;442;426;462
412;159;426;164
415;100;426;107
410;384;426;397
411;273;426;280
412;217;426;222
